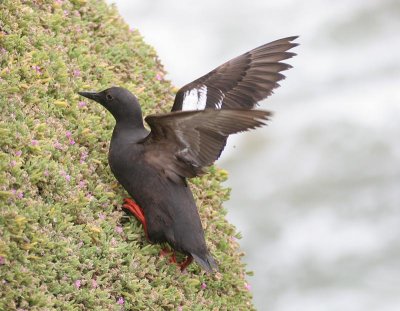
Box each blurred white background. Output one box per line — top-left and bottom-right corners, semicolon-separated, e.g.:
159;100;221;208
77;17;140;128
106;0;400;310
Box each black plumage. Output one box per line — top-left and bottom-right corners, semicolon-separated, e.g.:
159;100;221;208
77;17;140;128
172;36;298;111
78;36;298;273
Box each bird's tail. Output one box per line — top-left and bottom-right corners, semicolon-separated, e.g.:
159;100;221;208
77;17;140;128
191;252;218;273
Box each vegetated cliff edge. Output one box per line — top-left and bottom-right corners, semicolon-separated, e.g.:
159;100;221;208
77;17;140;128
0;0;254;310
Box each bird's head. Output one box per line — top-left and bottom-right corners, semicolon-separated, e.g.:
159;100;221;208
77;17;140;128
78;87;142;124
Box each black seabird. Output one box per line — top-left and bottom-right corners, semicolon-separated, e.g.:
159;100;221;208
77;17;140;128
78;36;298;272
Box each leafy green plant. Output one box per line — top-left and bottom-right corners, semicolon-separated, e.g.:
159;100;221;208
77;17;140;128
0;0;254;309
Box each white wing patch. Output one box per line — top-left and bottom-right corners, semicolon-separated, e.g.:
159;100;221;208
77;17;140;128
182;86;207;111
215;91;225;109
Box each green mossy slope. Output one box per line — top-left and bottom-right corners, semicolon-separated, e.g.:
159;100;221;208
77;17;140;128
0;1;254;310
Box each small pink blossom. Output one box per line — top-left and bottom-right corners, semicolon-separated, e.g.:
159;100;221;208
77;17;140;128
10;160;16;167
32;65;41;74
201;282;207;290
117;297;124;305
15;191;24;199
98;213;106;220
244;282;251;291
54;140;63;150
177;306;183;311
66;131;72;138
60;170;71;182
63;10;69;16
31;139;39;146
74;279;81;289
0;256;5;265
110;237;117;246
129;27;135;32
15;150;22;157
73;69;81;77
155;73;162;81
55;0;63;4
78;180;86;189
92;279;98;288
69;139;75;145
80;151;88;163
78;101;86;108
86;193;94;201
115;226;123;234
44;170;49;177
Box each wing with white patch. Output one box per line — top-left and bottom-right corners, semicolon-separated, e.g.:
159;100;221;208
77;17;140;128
171;36;298;111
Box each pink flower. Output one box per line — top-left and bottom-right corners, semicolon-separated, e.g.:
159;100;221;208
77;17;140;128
60;170;71;182
16;191;24;199
117;297;124;305
74;279;81;289
177;306;183;311
80;151;88;163
10;160;16;167
98;213;106;220
15;150;22;157
78;101;86;108
92;279;98;288
110;237;117;246
244;282;251;291
156;73;162;81
115;226;123;234
66;131;72;138
44;170;49;177
32;65;41;74
55;0;63;4
78;180;86;189
31;139;39;146
73;69;81;77
0;256;5;265
54;140;63;150
69;139;75;145
129;27;135;32
201;282;207;290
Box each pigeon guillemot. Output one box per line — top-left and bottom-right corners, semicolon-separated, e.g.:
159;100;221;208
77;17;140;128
78;36;298;273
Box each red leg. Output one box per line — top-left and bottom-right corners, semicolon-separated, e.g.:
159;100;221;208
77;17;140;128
123;198;149;240
179;255;193;272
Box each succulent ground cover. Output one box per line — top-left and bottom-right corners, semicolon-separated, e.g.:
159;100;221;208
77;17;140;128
0;0;254;310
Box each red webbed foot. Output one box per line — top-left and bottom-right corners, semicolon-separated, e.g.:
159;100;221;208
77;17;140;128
160;247;177;264
122;198;149;240
159;246;193;272
179;255;193;272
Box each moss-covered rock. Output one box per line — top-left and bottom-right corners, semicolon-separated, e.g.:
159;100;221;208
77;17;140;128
0;0;254;310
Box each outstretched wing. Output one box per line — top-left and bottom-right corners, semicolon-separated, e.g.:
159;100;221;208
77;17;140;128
143;109;272;184
172;36;298;111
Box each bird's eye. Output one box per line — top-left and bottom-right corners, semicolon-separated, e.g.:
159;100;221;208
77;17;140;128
106;94;113;101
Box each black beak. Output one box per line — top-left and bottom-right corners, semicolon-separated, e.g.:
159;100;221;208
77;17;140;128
78;91;101;102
